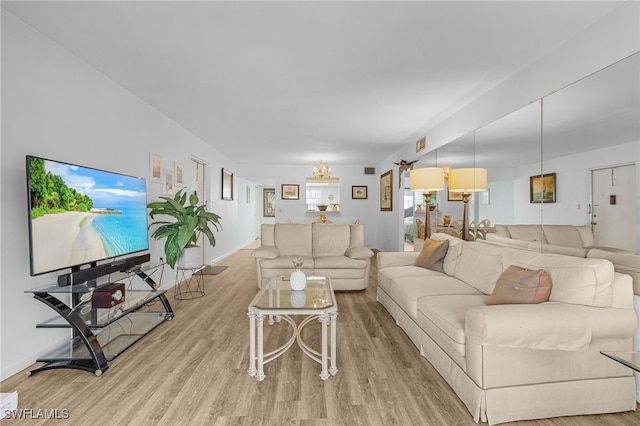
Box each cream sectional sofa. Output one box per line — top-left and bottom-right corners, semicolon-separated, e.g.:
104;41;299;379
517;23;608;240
377;233;637;425
251;223;374;290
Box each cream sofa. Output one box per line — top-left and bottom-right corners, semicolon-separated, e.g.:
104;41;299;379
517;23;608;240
251;223;374;290
377;233;637;425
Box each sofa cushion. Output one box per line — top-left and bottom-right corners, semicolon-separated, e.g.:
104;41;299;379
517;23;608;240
250;246;280;259
345;246;374;259
487;265;552;305
543;225;583;249
507;225;546;243
314;256;367;269
527;241;588;258
275;223;313;257
415;238;449;272
453;243;504;295
431;233;464;275
349;224;365;247
418;294;487;347
575;225;594;247
385;275;481;318
502;250;614;307
312;224;350;257
260;255;315;270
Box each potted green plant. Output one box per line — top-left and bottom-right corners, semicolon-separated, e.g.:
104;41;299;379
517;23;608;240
147;188;222;269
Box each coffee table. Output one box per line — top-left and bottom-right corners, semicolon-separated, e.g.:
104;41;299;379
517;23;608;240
247;275;338;381
601;351;640;372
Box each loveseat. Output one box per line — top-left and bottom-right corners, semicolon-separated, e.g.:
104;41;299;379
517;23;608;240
251;223;374;290
377;233;637;425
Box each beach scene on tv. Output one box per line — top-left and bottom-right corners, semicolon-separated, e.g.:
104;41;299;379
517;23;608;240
28;157;149;276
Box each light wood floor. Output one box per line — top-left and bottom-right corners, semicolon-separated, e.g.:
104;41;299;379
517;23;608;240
2;244;639;425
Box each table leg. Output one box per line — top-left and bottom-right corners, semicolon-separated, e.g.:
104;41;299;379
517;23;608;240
247;311;256;377
256;313;265;381
329;311;338;376
319;313;329;380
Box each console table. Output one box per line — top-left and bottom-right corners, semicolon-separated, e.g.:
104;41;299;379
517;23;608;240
25;262;173;376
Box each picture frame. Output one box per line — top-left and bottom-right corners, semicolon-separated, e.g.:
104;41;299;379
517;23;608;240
150;152;162;183
415;137;426;153
263;188;275;217
448;190;464;201
164;168;174;195
380;170;393;211
222;168;233;201
281;184;299;200
352;185;368;199
174;161;184;185
530;172;556;203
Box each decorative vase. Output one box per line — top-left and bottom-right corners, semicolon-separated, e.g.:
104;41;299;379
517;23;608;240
177;246;200;269
290;290;307;307
290;257;307;290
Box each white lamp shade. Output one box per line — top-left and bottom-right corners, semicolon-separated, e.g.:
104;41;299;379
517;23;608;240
409;167;445;192
448;168;487;193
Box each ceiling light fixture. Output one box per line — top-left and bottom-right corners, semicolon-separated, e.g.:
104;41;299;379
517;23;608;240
312;161;331;180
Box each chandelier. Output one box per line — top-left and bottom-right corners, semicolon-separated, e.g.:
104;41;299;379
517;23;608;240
312;161;331;180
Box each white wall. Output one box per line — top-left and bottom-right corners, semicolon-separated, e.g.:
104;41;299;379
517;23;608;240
0;12;256;380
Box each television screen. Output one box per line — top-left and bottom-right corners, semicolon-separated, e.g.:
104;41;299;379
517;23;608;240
26;155;149;276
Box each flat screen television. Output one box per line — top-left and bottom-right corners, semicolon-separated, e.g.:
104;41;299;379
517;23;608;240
26;155;150;279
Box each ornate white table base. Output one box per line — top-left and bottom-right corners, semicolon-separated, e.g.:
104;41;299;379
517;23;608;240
247;276;338;381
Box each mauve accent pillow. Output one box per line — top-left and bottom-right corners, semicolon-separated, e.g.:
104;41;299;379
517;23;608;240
487;265;553;305
415;238;449;273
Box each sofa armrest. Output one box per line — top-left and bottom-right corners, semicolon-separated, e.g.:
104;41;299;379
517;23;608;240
345;246;374;260
251;246;280;259
377;251;419;269
465;303;593;350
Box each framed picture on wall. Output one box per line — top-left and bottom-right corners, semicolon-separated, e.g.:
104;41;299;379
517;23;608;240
263;188;275;217
164;168;174;195
352;186;367;199
530;173;556;203
174;161;184;186
222;168;233;201
150;152;162;183
281;184;299;200
448;190;464;201
380;170;392;211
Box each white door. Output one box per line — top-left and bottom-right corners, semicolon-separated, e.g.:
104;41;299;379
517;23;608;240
191;158;206;265
591;164;636;251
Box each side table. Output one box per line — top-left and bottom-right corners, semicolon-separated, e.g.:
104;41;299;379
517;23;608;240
174;265;206;300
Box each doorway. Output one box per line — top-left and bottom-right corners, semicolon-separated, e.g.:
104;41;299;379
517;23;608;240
591;164;636;251
191;157;207;265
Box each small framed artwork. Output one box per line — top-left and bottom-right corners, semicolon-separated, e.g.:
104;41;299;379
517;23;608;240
164;168;174;195
281;184;299;200
415;137;426;153
530;173;556;203
263;188;275;217
448;190;464;201
352;186;368;199
174;161;184;186
150;152;162;183
380;170;393;211
222;168;233;201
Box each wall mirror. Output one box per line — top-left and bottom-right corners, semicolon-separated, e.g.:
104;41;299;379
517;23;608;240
416;52;638;252
305;177;340;212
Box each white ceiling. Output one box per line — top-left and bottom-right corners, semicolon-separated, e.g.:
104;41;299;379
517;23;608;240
2;1;631;171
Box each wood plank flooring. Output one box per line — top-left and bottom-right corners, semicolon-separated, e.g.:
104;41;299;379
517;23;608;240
2;244;639;425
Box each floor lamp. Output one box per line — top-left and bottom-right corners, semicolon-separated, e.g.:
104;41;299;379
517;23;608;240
448;168;487;241
410;167;445;239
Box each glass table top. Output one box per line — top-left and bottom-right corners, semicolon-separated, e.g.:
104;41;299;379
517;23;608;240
601;351;640;372
250;275;335;310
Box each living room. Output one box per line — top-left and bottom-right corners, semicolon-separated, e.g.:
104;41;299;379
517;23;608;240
1;1;639;425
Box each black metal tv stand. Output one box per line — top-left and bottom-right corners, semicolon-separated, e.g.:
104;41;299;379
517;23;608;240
25;262;173;376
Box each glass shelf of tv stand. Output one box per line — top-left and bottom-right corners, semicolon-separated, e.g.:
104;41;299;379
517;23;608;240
35;289;169;329
26;261;165;294
37;312;171;363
